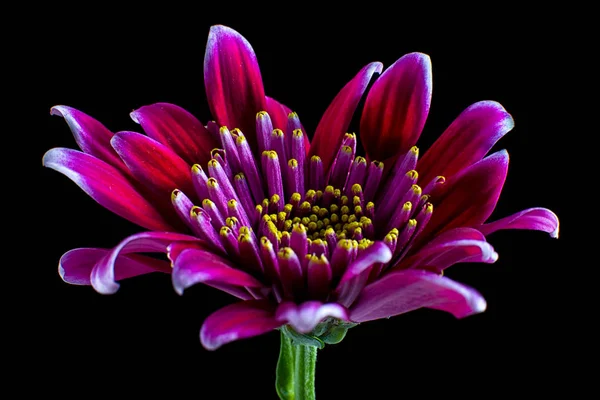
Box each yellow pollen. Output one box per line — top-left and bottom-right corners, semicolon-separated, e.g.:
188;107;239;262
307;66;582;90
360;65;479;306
257;111;269;118
234;173;245;181
288;158;298;168
406;170;418;180
272;128;284;138
355;156;367;164
293;129;303;138
409;146;419;156
311;155;321;163
342;145;353;154
403;202;412;212
408;219;417;228
207;178;218;188
236;135;246;145
288;111;298;119
191;164;202;174
412;185;422;196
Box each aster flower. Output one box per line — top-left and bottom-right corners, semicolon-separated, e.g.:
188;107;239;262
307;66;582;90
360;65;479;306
44;25;558;399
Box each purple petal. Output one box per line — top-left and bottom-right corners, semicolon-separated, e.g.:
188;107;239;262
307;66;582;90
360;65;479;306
419;150;509;242
111;131;195;200
43;148;174;231
200;300;281;350
477;207;559;238
337;241;392;286
360;53;432;161
266;97;311;154
310;62;383;174
398;227;498;272
350;270;487;322
204;25;266;150
418;101;514;185
130;103;217;166
90;232;199;294
59;248;170;286
172;248;266;295
276;301;349;334
50;106;129;176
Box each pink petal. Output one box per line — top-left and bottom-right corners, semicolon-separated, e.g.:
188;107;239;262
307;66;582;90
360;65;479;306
310;62;383;173
90;232;199;294
59;248;171;286
337;241;392;286
130;103;217;166
50;106;130;176
350;270;487;322
42;148;174;231
418;101;514;185
204;25;266;150
419;150;509;241
477;207;559;238
110;131;195;201
200;300;281;350
172;248;266;295
360;53;432;161
276;301;349;334
266;96;311;153
398;228;498;272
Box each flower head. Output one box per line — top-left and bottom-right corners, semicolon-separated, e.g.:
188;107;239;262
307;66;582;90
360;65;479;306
45;25;558;350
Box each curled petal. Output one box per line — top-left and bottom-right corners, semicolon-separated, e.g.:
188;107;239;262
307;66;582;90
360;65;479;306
90;232;199;294
276;301;349;334
398;227;498;272
350;270;487;322
310;62;383;173
172;248;266;295
204;25;266;150
478;207;559;238
360;53;432;161
59;248;170;286
42;148;173;231
50;106;129;175
130;103;217;166
337;241;392;286
418;101;514;185
200;300;281;350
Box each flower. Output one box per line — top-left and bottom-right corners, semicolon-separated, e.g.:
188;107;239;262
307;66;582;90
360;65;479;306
44;25;559;351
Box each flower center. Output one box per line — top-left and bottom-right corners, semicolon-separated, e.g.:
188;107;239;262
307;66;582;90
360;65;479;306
257;184;375;246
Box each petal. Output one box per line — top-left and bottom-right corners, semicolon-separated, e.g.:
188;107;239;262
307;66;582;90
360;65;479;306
266;96;311;153
350;270;487;322
309;62;383;173
276;301;349;334
337;241;392;286
200;299;281;350
130;103;217;166
360;53;432;161
398;227;498;272
90;232;199;294
204;25;266;150
477;207;559;238
419;150;509;241
418;101;514;185
59;248;170;286
50;106;130;175
172;248;266;295
111;131;195;200
42;148;174;231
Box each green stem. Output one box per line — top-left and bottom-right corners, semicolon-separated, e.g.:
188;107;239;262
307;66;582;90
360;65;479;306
276;330;318;400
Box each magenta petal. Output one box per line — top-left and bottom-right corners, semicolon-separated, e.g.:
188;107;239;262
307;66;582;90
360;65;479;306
266;96;311;152
50;106;130;176
310;62;383;173
111;131;195;200
90;232;199;294
420;150;509;241
398;227;498;272
59;248;171;286
360;53;432;161
43;148;174;231
130;103;217;166
276;301;349;334
337;241;392;286
478;207;559;238
200;300;281;350
204;25;266;150
350;270;487;322
418;101;514;185
172;248;266;295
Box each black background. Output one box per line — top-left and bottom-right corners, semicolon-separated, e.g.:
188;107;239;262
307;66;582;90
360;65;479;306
27;7;577;399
